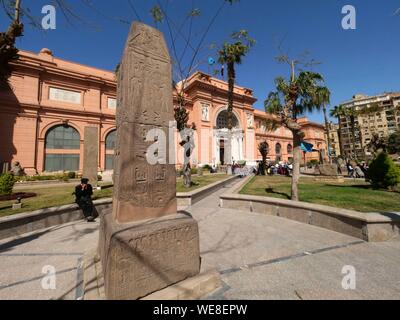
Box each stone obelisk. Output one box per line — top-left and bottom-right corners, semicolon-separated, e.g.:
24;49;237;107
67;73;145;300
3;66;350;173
82;126;99;187
98;22;200;300
112;21;177;224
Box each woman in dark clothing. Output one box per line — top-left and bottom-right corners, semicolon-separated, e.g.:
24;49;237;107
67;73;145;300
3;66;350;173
74;178;95;222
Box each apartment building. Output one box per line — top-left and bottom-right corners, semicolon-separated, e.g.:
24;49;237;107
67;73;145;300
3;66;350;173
339;93;400;158
326;122;341;157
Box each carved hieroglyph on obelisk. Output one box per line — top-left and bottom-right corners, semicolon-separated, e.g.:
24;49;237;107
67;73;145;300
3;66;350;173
113;22;177;223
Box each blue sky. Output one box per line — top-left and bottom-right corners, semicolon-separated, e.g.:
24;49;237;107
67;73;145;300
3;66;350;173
1;0;399;123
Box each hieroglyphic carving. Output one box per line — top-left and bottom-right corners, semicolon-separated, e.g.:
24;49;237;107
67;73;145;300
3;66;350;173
113;22;177;223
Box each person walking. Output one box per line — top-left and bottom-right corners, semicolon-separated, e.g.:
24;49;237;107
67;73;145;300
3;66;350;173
346;161;355;179
74;178;95;222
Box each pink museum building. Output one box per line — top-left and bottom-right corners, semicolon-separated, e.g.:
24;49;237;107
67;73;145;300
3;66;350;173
0;49;327;175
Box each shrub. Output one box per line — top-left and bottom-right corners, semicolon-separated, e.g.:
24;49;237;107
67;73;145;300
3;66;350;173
191;168;198;175
0;173;15;196
67;172;76;179
368;152;400;189
308;160;319;166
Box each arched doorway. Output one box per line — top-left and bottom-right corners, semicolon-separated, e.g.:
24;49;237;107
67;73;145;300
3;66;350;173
105;130;116;170
214;109;243;165
44;125;80;172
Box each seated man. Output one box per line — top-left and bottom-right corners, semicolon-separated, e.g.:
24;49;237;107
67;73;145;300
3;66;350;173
74;178;95;222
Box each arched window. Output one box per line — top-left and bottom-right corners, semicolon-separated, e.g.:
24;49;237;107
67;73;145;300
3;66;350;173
45;125;80;172
45;125;80;150
106;130;116;150
216;110;239;129
275;143;282;155
287;144;293;154
105;130;116;170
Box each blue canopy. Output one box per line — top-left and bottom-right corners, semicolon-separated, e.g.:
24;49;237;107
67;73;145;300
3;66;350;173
301;141;314;153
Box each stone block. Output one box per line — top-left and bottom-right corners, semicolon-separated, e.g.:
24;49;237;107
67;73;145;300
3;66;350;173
99;209;201;300
317;164;338;177
12;203;22;210
141;271;221;300
365;223;400;242
82;126;99;186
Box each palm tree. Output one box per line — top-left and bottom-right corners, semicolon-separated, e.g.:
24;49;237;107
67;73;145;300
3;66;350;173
265;69;330;201
346;107;359;160
218;30;255;130
315;87;331;163
330;105;346;157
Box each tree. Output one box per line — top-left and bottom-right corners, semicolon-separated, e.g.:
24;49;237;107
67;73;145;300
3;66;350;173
330;105;346;157
258;142;268;175
217;30;255;130
366;133;388;157
368;152;400;190
1;0;127;85
346;107;359;160
0;0;23;85
388;130;400;155
150;0;240;187
315;87;331;163
264;58;330;201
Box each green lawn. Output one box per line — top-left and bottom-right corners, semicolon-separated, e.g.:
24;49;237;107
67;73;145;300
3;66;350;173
240;175;400;213
0;174;228;218
176;173;228;192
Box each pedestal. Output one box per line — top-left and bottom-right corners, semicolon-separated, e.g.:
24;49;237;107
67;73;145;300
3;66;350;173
98;209;201;300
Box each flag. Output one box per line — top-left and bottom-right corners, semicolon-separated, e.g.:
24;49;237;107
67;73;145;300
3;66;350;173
301;141;314;153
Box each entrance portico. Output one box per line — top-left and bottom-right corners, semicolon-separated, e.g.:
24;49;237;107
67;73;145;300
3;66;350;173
212;109;244;165
213;128;244;165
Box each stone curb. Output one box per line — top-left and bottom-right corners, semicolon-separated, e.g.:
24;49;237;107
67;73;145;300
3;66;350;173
220;177;400;242
0;199;112;241
0;176;238;241
176;175;239;207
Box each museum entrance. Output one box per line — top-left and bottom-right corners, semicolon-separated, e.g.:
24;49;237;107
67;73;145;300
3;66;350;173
219;139;225;165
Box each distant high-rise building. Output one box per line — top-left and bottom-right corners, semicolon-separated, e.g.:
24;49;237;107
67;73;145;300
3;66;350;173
326;122;341;157
339;93;400;158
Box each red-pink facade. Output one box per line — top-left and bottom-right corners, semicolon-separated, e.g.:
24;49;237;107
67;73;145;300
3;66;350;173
0;49;327;175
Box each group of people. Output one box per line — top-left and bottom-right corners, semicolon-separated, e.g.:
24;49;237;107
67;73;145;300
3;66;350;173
346;161;369;179
254;161;293;177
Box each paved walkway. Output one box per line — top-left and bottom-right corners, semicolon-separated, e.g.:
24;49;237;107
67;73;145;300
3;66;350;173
0;179;399;300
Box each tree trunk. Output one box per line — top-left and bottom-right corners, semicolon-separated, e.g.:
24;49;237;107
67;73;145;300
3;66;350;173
323;105;332;164
227;61;235;130
15;0;21;23
291;130;302;201
350;117;357;161
337;117;344;157
180;129;193;189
